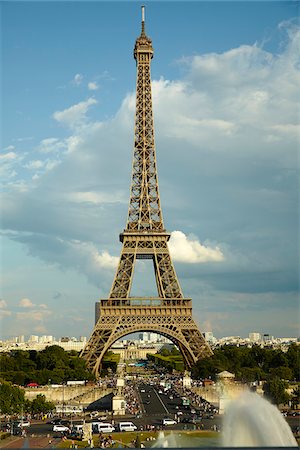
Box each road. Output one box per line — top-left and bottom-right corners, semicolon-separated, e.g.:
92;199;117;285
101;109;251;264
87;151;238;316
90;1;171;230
3;381;298;442
16;381;221;439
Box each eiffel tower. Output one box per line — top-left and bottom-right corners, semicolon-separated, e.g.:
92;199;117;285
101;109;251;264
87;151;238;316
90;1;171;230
81;7;213;376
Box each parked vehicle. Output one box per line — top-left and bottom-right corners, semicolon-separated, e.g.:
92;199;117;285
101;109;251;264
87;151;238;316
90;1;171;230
47;418;62;425
162;418;177;426
72;424;83;433
53;424;70;432
92;422;115;433
17;421;30;428
118;421;137;432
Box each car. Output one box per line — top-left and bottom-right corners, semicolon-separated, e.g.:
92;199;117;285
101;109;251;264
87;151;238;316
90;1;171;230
17;421;30;428
162;418;177;426
53;424;70;432
181;417;192;423
47;418;62;425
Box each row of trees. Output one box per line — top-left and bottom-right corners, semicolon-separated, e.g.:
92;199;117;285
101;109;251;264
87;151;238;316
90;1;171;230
191;344;299;382
146;344;299;383
147;346;184;372
0;346;95;386
0;346;122;386
0;382;55;415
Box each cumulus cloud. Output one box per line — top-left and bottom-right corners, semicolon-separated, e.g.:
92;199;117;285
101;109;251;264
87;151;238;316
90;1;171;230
1;20;298;339
16;310;51;321
0;300;8;308
0;310;12;319
66;190;126;204
88;81;99;91
25;160;44;170
19;298;35;308
0;152;17;160
53;98;97;129
72;73;83;86
169;231;224;263
37;138;66;154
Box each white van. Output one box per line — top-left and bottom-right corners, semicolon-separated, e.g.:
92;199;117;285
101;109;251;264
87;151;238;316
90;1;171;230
118;421;137;432
92;422;115;433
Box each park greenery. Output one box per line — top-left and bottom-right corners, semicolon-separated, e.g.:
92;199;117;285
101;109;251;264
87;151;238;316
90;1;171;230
0;343;298;409
0;345;95;386
0;346;122;386
148;343;299;384
147;346;185;372
0;381;55;415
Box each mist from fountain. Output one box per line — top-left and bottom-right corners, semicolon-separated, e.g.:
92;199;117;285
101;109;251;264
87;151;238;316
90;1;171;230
222;390;297;447
151;431;179;448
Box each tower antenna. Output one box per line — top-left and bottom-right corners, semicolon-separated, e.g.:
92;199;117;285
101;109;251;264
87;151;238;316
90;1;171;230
141;5;145;34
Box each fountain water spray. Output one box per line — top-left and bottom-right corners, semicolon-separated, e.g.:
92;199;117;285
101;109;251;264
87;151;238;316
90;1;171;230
222;390;297;447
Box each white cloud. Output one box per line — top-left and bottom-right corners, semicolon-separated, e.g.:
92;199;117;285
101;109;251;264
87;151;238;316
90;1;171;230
73;73;83;85
0;310;12;319
93;250;119;269
19;298;35;308
0;300;8;308
68;240;119;271
16;310;51;321
66;190;126;204
1;20;298;339
169;231;224;263
53;98;97;129
3;145;15;151
37;138;66;154
0;152;17;161
88;81;99;91
25;160;44;170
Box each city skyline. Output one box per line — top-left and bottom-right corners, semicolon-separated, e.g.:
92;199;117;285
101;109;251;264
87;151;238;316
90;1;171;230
1;2;299;340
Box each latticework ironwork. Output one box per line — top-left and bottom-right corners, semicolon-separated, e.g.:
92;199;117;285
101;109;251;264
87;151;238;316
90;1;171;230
81;7;212;376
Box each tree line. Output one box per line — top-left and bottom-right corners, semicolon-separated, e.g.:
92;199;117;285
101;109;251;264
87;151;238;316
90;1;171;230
0;346;122;386
0;381;55;415
191;344;299;382
0;345;95;386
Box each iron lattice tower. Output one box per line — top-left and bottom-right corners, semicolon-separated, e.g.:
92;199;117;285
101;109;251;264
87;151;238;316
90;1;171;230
81;7;213;376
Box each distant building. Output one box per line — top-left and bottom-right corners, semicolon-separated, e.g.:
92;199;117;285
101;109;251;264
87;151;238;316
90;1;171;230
203;331;216;344
249;332;261;342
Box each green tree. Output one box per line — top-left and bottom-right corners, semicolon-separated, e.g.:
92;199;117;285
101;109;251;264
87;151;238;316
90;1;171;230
263;377;290;405
36;345;68;370
0;381;26;414
269;366;293;381
30;394;55;414
290;386;300;409
286;344;300;381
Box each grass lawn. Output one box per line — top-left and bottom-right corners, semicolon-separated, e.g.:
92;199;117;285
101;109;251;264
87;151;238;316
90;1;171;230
56;429;219;448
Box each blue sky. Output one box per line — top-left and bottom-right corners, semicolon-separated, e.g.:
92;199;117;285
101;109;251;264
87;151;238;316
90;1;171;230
1;1;299;341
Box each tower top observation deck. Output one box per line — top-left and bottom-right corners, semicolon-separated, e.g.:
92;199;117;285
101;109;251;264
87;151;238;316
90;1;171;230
134;5;154;60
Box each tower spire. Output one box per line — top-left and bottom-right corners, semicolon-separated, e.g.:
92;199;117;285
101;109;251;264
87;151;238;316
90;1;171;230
141;5;145;35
